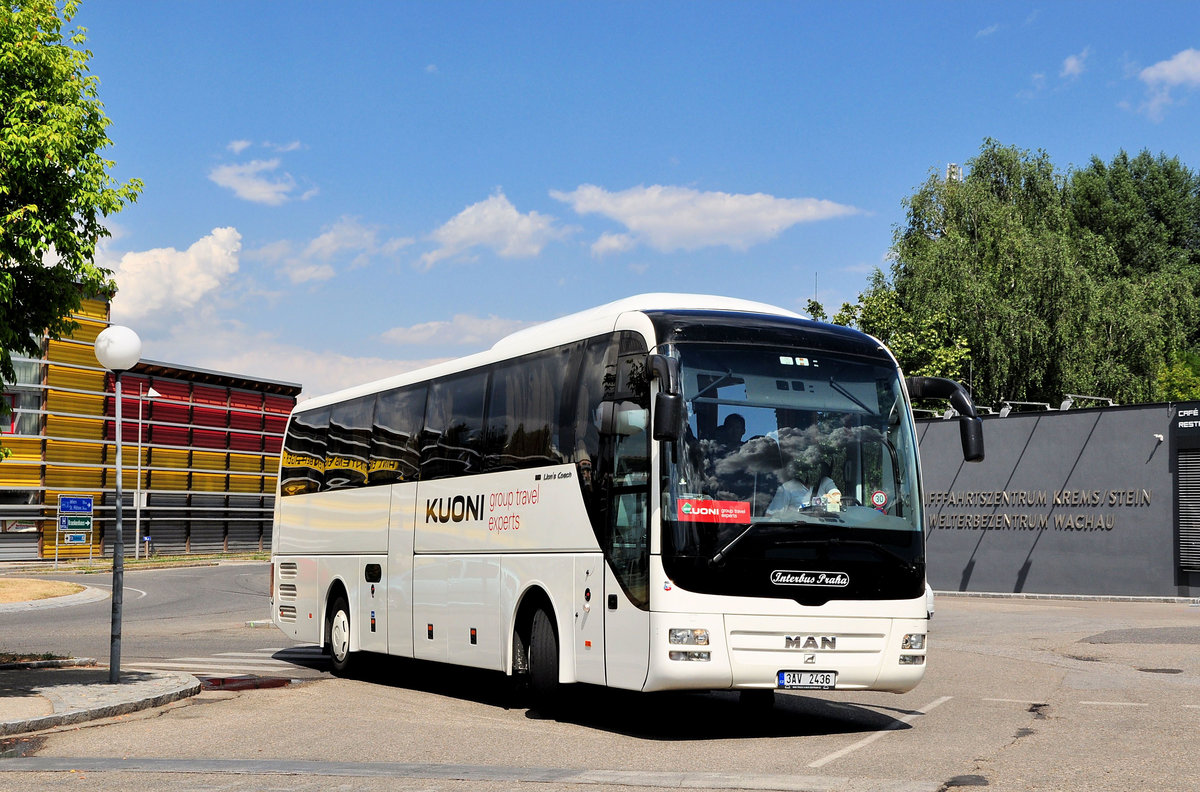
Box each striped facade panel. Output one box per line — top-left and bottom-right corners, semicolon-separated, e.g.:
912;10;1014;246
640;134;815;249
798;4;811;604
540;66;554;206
1180;450;1200;571
1;299;299;559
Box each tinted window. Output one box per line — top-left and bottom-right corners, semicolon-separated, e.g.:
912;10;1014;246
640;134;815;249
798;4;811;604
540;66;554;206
421;371;488;480
370;385;426;485
324;397;373;490
280;407;329;496
485;347;574;471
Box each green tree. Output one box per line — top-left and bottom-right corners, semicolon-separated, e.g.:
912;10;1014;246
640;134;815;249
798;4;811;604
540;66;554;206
1;1;141;393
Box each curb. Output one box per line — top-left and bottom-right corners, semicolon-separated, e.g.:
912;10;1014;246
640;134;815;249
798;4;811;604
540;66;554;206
0;669;202;737
0;657;97;671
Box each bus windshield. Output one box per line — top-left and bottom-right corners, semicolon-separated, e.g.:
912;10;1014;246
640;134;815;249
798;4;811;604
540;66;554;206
662;342;925;602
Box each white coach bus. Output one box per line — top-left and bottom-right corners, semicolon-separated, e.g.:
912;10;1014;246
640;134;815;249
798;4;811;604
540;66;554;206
270;294;983;704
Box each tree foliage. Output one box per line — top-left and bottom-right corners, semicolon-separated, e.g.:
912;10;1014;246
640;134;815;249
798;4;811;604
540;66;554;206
818;139;1200;406
1;0;141;388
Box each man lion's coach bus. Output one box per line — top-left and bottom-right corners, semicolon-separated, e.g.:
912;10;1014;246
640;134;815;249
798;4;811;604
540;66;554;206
270;294;983;705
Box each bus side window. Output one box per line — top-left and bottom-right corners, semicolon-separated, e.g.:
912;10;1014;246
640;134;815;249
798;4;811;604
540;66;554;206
369;385;426;485
485;349;569;472
324;396;374;491
280;407;329;496
421;371;488;481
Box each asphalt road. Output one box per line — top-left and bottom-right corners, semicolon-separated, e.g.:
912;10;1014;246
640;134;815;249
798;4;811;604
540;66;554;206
0;562;329;679
3;565;1200;791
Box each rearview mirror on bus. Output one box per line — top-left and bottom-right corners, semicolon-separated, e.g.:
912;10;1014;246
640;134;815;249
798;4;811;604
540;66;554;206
905;375;985;463
653;392;683;441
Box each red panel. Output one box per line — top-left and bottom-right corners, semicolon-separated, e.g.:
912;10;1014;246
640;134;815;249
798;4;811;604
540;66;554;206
264;395;294;414
264;415;286;433
193;428;227;449
231;391;262;409
230;432;262;452
193;385;227;406
152;381;189;400
264;435;282;454
151;425;188;446
193;405;227;428
230;410;262;430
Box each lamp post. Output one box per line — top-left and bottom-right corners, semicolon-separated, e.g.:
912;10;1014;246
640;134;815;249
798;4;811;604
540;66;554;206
95;325;142;684
135;385;160;560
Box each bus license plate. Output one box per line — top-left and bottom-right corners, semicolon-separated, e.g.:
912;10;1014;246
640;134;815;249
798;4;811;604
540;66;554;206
777;670;837;689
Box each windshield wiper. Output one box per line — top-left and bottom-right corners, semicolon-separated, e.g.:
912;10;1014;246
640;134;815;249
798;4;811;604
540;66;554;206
691;369;737;402
709;517;827;566
829;378;877;416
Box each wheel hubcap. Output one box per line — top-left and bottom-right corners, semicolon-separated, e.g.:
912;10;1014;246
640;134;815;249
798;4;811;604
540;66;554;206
331;610;349;661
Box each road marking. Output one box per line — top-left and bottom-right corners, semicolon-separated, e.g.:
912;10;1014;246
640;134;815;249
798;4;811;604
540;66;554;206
807;696;952;768
1079;701;1148;707
982;698;1047;705
127;647;326;677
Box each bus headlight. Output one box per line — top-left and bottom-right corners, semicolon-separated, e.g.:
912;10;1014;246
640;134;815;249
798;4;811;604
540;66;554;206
669;628;709;646
899;655;925;665
902;633;926;650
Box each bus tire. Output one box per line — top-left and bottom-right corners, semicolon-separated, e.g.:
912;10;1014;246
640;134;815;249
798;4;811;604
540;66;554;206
528;608;559;711
327;595;353;675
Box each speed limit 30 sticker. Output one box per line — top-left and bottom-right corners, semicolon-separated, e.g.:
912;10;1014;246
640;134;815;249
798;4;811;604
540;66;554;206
870;491;889;509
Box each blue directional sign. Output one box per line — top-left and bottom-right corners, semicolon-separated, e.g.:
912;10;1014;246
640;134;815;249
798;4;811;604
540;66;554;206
63;533;87;545
59;496;94;514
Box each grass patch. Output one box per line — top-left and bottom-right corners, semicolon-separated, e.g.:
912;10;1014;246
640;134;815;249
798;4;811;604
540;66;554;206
0;578;84;604
0;651;64;664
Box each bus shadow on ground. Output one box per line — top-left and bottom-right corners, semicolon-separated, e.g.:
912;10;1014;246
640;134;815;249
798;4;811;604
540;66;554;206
344;652;910;740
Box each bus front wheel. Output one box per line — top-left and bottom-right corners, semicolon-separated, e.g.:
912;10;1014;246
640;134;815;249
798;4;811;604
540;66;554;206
528;608;559;711
327;595;353;675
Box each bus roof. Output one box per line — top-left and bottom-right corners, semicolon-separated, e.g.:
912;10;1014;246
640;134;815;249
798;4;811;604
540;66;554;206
297;293;806;410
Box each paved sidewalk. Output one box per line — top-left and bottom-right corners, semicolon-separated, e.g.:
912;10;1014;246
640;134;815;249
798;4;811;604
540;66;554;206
0;584;201;736
0;663;200;737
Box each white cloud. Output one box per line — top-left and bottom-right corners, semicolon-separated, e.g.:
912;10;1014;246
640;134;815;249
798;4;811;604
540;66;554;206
381;314;532;347
591;232;637;258
1060;47;1090;79
138;316;444;400
227;139;252;155
107;227;241;327
1138;48;1200;120
420;191;568;269
551;184;859;255
976;24;999;38
209;159;297;206
1140;48;1200;87
247;216;414;284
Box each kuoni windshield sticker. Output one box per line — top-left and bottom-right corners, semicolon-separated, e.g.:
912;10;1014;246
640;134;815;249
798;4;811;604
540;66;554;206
677;499;752;523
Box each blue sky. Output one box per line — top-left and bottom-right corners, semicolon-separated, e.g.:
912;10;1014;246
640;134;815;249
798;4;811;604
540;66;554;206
75;1;1200;398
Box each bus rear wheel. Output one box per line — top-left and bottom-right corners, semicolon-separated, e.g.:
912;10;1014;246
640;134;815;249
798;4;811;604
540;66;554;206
528;608;559;712
327;595;353;675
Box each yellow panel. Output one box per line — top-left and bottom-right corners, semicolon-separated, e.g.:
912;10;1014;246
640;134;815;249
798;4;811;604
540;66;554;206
228;453;262;473
228;475;264;493
47;367;106;391
193;451;226;471
46;415;105;440
74;299;110;321
0;463;42;486
152;449;189;469
192;473;227;492
0;438;42;460
150;471;189;489
46;390;105;416
47;340;102;367
45;440;105;464
45;467;103;489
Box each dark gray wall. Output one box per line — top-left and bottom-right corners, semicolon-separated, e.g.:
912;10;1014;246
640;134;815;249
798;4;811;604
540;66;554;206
917;403;1199;597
